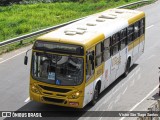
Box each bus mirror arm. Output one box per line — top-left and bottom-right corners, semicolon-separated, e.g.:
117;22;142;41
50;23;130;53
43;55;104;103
24;49;31;65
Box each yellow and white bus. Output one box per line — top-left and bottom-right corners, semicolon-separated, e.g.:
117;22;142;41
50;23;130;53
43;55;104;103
24;8;145;108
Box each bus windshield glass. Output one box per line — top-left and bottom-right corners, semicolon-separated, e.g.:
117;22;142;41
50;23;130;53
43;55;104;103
32;52;83;86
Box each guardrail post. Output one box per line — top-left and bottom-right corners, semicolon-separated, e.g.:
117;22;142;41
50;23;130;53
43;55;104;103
159;77;160;96
157;99;160;110
19;40;23;45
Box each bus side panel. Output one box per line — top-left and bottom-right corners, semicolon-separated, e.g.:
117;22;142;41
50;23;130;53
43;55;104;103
128;42;134;66
132;38;140;63
116;47;127;78
110;52;120;82
83;77;94;107
139;35;145;56
101;58;111;92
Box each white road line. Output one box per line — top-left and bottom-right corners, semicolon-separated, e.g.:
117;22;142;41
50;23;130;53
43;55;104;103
128;73;135;80
114;94;121;104
122;87;128;95
146;25;154;29
135;67;140;74
130;79;135;87
146;55;155;60
0;51;26;64
119;85;159;120
24;97;30;103
99;117;103;120
137;74;141;80
107;102;113;110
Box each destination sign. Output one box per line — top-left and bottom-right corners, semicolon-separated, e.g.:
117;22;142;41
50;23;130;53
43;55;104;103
33;41;84;55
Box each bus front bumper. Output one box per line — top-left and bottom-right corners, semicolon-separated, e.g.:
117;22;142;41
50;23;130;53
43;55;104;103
30;91;84;108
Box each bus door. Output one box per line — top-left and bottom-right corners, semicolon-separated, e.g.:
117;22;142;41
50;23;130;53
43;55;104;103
117;29;127;77
83;48;95;106
110;33;120;82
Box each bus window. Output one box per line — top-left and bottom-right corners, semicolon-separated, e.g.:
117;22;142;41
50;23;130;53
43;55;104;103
112;43;119;55
103;38;111;61
134;22;139;39
139;18;145;36
86;51;94;81
120;38;127;50
112;33;119;44
120;29;127;50
127;25;134;44
96;43;103;67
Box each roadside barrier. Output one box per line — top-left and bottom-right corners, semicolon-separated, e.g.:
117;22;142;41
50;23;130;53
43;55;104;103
137;99;160;120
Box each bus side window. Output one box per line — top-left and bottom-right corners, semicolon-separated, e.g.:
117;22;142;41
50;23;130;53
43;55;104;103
120;28;127;50
112;33;119;45
139;18;145;36
103;38;111;61
127;25;134;44
95;43;103;67
134;22;139;39
86;51;94;81
112;43;119;55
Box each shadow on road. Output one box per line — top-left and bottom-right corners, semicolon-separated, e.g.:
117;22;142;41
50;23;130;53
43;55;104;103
4;64;138;120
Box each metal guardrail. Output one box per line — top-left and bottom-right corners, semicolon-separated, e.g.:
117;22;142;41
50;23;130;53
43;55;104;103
0;0;150;47
117;0;150;8
0;17;85;47
137;99;160;120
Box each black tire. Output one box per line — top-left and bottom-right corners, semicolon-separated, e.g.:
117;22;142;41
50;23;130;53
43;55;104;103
90;84;99;106
124;59;130;77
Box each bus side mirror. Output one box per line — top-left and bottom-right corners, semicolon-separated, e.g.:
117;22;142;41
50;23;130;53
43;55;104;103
24;56;28;65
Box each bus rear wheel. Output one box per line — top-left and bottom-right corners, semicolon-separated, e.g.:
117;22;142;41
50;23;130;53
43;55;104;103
124;59;131;77
90;84;99;106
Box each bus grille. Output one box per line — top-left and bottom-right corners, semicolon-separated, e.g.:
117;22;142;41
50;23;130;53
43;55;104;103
43;97;65;104
39;85;71;93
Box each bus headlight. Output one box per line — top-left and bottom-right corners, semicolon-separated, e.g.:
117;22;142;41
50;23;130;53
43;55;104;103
68;91;81;99
31;84;40;94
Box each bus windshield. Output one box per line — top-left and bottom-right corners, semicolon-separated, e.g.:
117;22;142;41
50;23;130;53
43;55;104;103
32;52;83;86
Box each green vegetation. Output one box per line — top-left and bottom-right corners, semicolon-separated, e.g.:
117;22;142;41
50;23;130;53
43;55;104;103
0;0;141;42
0;0;155;55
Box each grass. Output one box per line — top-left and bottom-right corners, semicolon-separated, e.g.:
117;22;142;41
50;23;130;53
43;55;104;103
0;0;141;42
0;0;155;55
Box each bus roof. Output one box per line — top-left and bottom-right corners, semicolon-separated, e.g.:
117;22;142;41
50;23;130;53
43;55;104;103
37;8;145;49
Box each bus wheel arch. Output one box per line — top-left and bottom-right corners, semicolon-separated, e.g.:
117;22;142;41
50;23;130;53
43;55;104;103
124;56;131;77
90;80;101;106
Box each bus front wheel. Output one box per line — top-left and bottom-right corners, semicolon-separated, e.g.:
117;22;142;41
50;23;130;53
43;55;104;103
90;84;99;106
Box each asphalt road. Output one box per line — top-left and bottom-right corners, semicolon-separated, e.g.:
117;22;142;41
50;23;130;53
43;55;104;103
0;1;160;120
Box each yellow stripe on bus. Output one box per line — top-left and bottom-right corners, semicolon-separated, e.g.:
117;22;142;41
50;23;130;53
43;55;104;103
128;12;145;25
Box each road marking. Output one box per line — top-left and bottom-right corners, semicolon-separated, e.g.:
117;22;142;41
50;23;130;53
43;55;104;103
114;94;121;104
146;25;154;29
107;102;113;110
24;97;30;103
122;87;128;95
0;51;26;64
119;85;159;120
95;67;140;110
137;74;141;80
130;79;135;87
99;117;103;120
128;73;135;80
135;67;140;74
146;55;155;60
